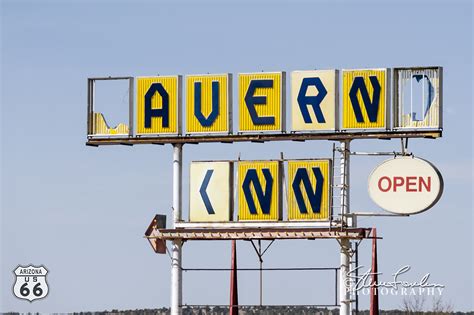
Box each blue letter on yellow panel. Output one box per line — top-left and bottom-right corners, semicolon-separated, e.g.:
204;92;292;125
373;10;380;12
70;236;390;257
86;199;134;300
186;74;232;134
136;76;181;135
288;160;331;221
342;69;390;130
239;72;285;132
291;70;338;131
189;162;233;222
238;161;281;221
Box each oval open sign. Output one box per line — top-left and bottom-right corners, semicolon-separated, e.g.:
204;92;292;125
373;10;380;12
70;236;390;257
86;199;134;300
368;157;443;215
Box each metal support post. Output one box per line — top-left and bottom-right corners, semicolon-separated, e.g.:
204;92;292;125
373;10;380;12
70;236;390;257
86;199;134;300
171;144;183;315
339;140;352;315
258;240;263;306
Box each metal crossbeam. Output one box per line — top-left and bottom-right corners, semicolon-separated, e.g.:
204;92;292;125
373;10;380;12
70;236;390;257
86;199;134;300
86;130;441;146
145;227;371;241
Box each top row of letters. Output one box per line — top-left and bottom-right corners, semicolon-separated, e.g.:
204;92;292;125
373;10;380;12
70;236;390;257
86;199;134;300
87;67;442;138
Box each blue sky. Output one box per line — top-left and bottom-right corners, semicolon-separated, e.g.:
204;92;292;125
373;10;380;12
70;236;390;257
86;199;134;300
1;0;473;312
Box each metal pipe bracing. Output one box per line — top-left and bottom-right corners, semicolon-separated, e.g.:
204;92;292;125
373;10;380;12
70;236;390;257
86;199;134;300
181;267;339;271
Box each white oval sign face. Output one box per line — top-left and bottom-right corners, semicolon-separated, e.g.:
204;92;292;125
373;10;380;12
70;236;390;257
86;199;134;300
368;157;443;214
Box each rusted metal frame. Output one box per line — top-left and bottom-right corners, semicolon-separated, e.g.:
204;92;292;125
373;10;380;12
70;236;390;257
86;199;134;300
86;130;442;146
145;228;371;241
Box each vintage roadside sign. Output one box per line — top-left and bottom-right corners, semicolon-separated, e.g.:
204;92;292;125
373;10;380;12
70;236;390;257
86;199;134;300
368;156;443;214
13;265;49;302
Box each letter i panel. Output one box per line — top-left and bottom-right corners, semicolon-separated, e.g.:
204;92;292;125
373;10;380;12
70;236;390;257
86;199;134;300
291;70;339;131
342;69;390;130
238;161;282;221
136;76;182;136
238;72;286;133
189;161;233;222
287;160;331;221
186;74;232;134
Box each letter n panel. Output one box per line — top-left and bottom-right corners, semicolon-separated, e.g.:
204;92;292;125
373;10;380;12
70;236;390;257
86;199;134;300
342;69;390;130
288;160;331;221
136;76;181;135
238;161;282;221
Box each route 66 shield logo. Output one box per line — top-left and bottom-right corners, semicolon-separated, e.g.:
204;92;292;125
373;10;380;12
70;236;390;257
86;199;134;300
13;265;49;302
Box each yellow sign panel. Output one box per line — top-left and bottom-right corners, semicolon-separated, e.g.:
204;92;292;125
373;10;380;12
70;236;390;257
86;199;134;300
189;162;233;222
238;161;281;221
186;74;232;134
291;70;338;131
342;69;389;130
287;160;331;221
136;76;181;135
238;72;285;132
92;112;129;135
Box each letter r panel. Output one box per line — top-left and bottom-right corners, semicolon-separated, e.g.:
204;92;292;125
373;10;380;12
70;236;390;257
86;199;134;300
238;161;282;221
238;72;285;132
291;70;339;131
288;160;331;221
136;76;181;135
186;74;232;134
342;69;390;130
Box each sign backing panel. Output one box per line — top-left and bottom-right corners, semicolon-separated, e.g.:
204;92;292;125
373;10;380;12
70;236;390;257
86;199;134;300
189;161;233;222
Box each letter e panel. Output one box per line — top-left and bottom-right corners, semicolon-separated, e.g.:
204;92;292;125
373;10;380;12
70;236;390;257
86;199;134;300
342;69;390;130
136;76;182;136
189;161;233;222
288;160;331;221
238;72;285;133
238;161;282;221
291;70;339;131
186;74;232;134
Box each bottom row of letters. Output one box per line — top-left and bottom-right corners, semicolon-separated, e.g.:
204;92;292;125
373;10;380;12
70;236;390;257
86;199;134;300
189;159;332;222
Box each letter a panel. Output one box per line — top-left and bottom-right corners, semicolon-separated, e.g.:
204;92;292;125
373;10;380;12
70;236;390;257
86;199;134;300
238;72;285;133
291;70;339;131
342;69;390;130
189;161;233;222
136;76;181;135
288;160;331;221
238;161;282;221
186;74;232;134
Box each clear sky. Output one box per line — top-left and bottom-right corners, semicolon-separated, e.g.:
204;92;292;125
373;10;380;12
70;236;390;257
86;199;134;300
1;0;473;312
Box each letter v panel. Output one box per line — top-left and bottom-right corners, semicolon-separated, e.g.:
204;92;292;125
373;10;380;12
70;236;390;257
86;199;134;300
186;74;232;134
136;76;182;135
342;69;390;130
238;72;285;133
291;70;339;131
189;161;233;222
288;160;332;221
238;161;282;221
